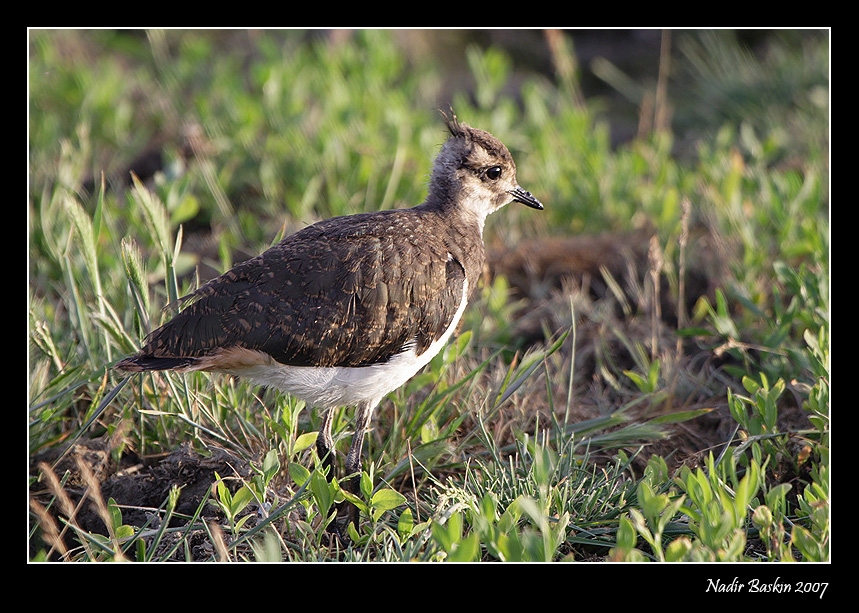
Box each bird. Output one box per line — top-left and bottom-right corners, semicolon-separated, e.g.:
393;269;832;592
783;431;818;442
115;111;543;534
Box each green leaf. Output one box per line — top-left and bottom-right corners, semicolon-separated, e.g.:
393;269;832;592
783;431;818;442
371;488;407;512
719;531;747;561
107;497;123;531
615;514;638;550
649;408;713;425
289;462;311;487
339;487;368;515
359;471;373;500
293;431;318;454
791;525;826;562
454;330;472;357
734;460;760;512
214;472;231;505
432;513;463;552
234;514;254;532
115;524;136;540
136;538;146;562
309;470;334;517
262;449;280;481
447;533;481;562
420;415;439;443
764;483;791;514
742;375;760;394
665;537;692;562
623;369;648;392
171;194;200;225
397;508;414;539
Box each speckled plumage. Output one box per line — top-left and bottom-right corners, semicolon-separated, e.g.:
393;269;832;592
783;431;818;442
122;207;476;371
116;112;542;533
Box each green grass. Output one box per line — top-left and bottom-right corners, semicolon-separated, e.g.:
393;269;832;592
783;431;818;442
29;29;829;563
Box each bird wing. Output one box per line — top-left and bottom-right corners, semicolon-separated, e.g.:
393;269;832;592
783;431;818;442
132;210;467;369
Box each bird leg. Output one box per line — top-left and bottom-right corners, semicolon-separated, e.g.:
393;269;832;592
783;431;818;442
342;402;374;528
314;403;373;538
316;409;336;480
315;408;355;544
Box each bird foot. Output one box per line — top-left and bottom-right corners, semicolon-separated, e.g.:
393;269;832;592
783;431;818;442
324;501;360;547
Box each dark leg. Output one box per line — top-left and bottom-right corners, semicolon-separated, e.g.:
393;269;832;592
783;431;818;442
343;402;374;528
316;409;336;479
344;403;372;479
316;409;351;544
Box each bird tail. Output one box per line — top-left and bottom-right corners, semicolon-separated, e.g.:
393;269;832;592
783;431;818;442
114;355;201;372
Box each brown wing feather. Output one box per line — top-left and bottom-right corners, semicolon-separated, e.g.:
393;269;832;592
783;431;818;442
121;209;466;370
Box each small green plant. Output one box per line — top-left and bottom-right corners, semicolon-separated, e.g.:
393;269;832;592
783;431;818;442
210;472;256;536
431;492;570;562
676;453;761;560
610;453;762;562
341;466;409;544
83;497;138;562
791;461;829;561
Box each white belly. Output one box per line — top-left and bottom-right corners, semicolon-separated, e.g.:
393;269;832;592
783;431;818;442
225;279;469;411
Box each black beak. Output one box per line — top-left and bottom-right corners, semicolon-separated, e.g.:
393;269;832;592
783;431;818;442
510;186;543;210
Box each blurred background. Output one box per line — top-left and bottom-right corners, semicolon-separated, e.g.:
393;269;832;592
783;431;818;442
29;28;829;249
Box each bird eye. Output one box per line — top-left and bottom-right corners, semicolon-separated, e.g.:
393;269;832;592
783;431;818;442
486;166;502;180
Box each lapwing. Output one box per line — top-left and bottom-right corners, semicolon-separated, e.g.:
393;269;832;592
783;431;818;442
115;111;543;533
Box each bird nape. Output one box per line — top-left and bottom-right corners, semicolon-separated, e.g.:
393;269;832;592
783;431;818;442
115;111;543;540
